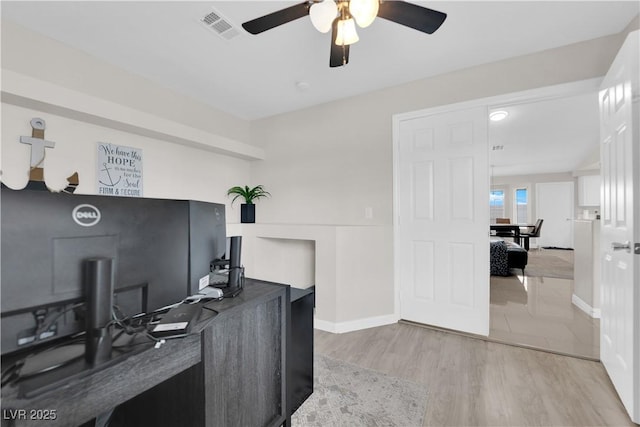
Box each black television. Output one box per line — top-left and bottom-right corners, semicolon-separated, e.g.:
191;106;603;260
0;185;227;356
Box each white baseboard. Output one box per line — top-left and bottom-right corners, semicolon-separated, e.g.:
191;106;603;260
572;294;601;318
314;314;399;334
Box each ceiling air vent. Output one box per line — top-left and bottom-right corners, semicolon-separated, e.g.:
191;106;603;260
200;8;240;40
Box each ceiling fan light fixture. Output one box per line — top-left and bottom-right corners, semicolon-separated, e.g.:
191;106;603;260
335;18;359;45
242;1;447;68
310;0;338;33
349;0;379;28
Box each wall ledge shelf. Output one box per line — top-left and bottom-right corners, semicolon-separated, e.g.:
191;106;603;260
1;70;265;161
227;223;396;333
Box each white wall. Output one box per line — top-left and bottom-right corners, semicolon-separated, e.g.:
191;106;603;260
1;103;250;204
491;172;575;221
250;238;316;289
250;32;626;226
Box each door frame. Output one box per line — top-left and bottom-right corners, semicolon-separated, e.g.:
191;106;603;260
392;77;601;324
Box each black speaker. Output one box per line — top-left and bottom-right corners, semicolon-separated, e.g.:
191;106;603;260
228;236;242;289
84;257;114;365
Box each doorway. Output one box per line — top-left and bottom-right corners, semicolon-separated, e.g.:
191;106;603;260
487;90;599;360
395;78;603;358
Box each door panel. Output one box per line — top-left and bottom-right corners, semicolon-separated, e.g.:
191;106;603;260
397;106;489;336
599;30;638;423
535;182;574;248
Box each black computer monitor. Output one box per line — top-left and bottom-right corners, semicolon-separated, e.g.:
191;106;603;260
187;200;226;295
0;185;226;356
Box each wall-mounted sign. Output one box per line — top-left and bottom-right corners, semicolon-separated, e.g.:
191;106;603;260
96;142;143;197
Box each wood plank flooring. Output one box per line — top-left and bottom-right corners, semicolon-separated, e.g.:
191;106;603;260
314;323;635;426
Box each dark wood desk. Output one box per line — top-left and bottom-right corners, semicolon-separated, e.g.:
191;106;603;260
1;280;292;427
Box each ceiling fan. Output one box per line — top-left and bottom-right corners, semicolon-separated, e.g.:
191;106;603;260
242;0;447;68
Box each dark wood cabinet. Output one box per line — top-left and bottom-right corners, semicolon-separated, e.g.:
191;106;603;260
203;290;287;427
289;287;314;415
1;280;291;427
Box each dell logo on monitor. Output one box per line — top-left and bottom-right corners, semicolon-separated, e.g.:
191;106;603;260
72;204;101;227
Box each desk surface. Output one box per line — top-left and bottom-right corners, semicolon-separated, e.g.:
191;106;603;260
1;279;288;427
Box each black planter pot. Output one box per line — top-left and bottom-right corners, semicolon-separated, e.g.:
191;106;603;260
241;204;255;223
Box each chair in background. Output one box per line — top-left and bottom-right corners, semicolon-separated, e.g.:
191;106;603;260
520;219;543;251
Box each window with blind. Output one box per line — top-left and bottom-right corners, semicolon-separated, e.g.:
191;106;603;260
514;188;528;224
490;190;505;221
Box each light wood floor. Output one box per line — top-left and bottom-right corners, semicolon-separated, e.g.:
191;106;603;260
314;323;635;426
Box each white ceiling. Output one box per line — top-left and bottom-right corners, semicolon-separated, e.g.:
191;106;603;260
2;1;638;175
488;92;601;177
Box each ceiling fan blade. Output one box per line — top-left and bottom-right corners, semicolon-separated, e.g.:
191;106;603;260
242;2;311;35
377;1;447;34
329;18;350;67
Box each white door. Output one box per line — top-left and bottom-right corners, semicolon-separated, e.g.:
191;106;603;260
535;182;574;248
599;30;639;424
396;106;489;336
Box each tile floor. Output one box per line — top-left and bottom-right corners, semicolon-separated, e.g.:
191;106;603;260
489;249;600;360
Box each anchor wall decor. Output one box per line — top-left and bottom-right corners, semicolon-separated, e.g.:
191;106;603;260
18;117;79;193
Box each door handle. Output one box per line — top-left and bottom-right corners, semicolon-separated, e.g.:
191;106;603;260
611;241;631;253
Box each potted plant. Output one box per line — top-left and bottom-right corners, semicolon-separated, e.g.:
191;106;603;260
226;185;270;223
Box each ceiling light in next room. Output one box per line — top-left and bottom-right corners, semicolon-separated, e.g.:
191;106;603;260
489;110;509;122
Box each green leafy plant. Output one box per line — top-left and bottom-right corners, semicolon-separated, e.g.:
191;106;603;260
226;185;271;205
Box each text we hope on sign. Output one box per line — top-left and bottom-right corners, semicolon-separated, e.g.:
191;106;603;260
96;142;143;198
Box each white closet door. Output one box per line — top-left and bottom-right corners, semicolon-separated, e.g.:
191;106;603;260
397;106;489;336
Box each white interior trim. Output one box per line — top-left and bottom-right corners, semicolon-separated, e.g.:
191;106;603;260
572;294;602;318
314;314;399;334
